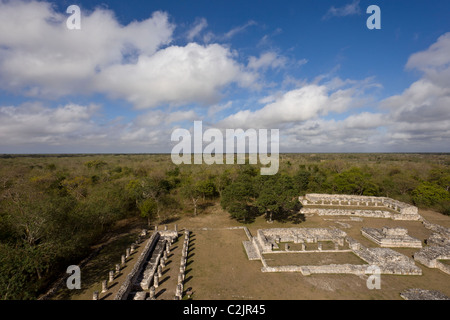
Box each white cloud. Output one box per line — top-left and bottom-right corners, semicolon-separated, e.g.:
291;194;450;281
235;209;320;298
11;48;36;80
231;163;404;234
224;20;257;39
379;32;450;149
323;0;361;20
0;1;174;98
0;1;257;109
218;77;374;129
0;102;199;153
187;18;208;41
248;52;288;70
95;43;257;109
0;102;101;145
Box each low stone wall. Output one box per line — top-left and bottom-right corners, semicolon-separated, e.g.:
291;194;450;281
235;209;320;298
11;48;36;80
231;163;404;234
301;207;394;219
114;232;160;300
414;245;450;273
351;241;422;275
300;193;420;219
361;227;422;248
261;265;304;273
300;264;368;276
257;228;346;253
401;288;450;300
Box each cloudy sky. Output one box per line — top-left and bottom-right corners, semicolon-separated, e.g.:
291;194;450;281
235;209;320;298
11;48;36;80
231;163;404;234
0;0;450;153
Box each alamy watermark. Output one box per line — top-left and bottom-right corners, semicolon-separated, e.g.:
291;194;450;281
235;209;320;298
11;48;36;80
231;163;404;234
171;121;279;175
66;265;81;289
366;265;381;290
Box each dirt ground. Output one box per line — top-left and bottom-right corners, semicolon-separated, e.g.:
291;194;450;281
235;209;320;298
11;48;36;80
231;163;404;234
178;204;450;300
54;203;450;300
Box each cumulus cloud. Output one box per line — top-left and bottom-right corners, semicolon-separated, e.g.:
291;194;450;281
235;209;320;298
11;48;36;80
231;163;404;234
280;113;387;152
379;32;450;149
0;1;174;97
0;1;256;109
0;102;101;146
0;102;197;153
95;43;257;109
218;77;376;129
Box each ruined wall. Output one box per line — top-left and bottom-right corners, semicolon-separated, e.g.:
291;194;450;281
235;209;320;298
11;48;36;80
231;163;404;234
114;232;160;300
301;194;419;217
361;227;422;248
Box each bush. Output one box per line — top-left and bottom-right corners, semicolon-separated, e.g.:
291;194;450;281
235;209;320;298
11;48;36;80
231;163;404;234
411;182;450;208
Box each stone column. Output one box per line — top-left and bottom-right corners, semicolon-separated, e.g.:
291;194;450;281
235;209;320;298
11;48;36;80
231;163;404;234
164;225;168;231
160;259;166;268
180;265;185;274
115;264;120;274
318;242;322;251
174;224;178;233
121;255;126;265
163;250;168;260
92;291;99;300
301;243;306;251
109;270;114;283
155;225;158;231
101;280;108;293
157;265;163;278
176;284;183;298
335;243;339;251
153;274;159;288
126;248;131;259
149;286;156;300
130;244;136;253
178;273;184;284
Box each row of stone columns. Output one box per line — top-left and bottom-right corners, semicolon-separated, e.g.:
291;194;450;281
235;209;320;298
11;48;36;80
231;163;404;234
307;198;400;209
148;237;173;300
155;224;178;232
175;230;190;300
92;236;142;300
284;241;341;252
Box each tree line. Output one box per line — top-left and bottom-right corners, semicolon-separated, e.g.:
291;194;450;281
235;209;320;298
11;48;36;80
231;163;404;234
0;154;449;299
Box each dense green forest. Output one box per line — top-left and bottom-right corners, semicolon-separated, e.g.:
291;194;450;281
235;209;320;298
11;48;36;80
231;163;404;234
0;153;449;299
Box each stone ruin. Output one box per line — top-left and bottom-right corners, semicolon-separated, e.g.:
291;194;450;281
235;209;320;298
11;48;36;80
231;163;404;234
400;288;449;300
412;220;450;275
300;194;421;221
86;224;187;301
256;228;347;254
243;227;422;276
361;227;423;248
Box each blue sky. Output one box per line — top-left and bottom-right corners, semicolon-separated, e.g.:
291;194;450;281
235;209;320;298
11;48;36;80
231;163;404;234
0;0;450;153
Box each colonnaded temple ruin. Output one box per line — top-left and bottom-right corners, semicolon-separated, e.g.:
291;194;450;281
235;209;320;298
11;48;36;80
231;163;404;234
299;193;421;220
